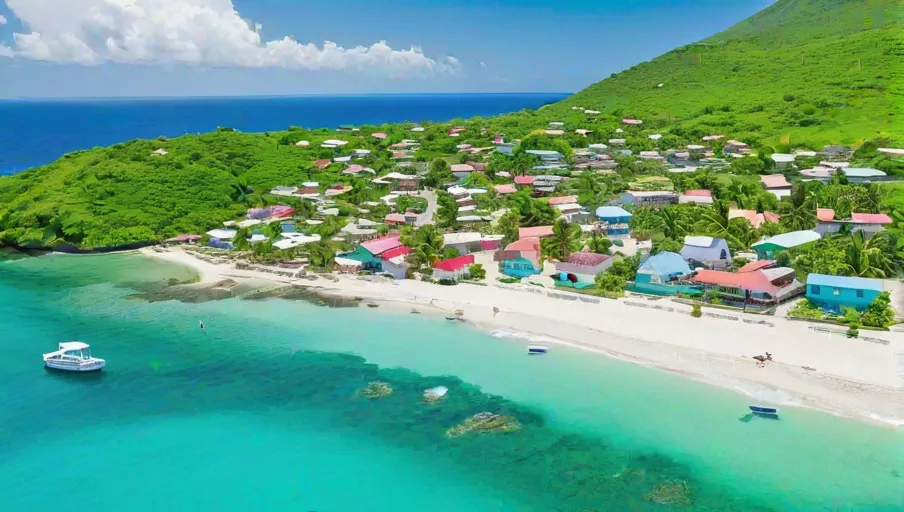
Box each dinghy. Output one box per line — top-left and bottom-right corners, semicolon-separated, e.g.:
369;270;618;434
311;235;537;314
527;345;549;355
749;405;779;417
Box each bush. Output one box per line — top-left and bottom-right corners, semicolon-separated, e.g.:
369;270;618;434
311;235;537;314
788;299;825;320
861;292;895;328
438;278;457;286
783;94;795;102
498;277;519;284
691;304;703;318
468;264;486;280
846;326;859;338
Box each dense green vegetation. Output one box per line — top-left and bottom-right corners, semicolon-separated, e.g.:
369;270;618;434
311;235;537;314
1;0;903;251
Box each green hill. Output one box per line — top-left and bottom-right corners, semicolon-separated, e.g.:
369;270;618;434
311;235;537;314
1;0;903;250
546;0;903;146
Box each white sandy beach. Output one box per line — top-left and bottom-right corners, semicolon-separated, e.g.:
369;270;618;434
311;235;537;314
141;247;904;427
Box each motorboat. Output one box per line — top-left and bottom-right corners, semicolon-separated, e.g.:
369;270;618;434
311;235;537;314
43;342;105;372
528;345;549;355
749;405;779;417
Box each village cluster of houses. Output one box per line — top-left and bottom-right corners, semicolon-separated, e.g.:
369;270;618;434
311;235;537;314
159;117;903;318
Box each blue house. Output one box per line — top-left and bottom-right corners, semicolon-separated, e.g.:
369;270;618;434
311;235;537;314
596;206;632;238
632;252;699;296
805;274;885;313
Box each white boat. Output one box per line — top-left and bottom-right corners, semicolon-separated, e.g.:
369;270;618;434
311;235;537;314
528;345;549;355
424;386;448;400
43;342;105;372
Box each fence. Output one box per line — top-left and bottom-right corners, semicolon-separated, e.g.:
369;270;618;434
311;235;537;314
807;325;890;345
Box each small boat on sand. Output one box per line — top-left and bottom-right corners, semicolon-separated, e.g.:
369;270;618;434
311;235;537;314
749;405;779;417
43;342;105;372
528;345;549;355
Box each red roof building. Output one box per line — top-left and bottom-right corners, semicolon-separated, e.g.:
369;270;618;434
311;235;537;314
313;159;331;169
371;132;388;140
851;213;893;225
737;260;777;273
380;246;412;261
547;195;578;206
432;254;475;281
760;175;791;189
514;176;535;185
360;236;404;256
519;226;554;239
682;189;712;197
494;184;517;195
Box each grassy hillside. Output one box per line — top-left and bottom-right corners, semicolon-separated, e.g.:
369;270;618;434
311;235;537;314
547;0;904;146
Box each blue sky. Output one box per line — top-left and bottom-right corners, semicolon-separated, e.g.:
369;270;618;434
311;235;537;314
0;0;773;98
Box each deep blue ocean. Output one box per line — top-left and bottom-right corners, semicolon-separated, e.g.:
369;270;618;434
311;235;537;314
0;93;567;175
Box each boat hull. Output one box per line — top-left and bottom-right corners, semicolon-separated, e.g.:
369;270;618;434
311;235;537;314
749;405;779;416
44;360;105;372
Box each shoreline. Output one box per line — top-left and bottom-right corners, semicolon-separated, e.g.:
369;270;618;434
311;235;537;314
139;247;904;428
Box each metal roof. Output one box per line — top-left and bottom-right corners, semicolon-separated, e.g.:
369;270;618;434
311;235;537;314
806;274;884;291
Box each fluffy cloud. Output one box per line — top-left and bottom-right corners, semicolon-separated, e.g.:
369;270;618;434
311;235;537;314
0;14;7;24
479;61;487;69
0;0;460;75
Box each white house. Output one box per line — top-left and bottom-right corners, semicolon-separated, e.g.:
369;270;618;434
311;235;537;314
680;236;731;269
432;255;475;281
554;252;613;284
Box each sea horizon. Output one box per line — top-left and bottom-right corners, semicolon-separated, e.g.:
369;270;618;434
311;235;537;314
1;251;903;511
0;92;569;175
0;91;572;102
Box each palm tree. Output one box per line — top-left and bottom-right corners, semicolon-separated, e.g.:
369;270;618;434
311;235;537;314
232;227;251;251
657;207;687;240
541;218;581;261
307;241;336;268
780;199;817;231
230;179;253;203
409;225;445;266
727;217;761;250
844;231;891;278
697;199;732;239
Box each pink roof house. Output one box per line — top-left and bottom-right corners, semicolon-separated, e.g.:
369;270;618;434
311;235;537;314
729;209;780;229
547;195;577;206
360;236;404;257
493;184;518;195
814;209;893;236
371;132;388;140
760;175;792;189
555;252;613;284
499;237;541;277
519;226;554;239
514;176;535;186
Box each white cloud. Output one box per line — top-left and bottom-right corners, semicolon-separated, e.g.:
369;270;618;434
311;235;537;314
0;14;7;24
0;0;460;75
479;61;487;69
0;45;12;58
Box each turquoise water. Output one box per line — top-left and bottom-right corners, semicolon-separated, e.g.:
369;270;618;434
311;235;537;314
1;253;903;511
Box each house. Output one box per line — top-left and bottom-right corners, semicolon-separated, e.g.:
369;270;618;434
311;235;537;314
723;140;750;154
493;184;518;195
596;206;632;239
519;226;554;239
805;274;885;313
633;252;695;296
371;132;387;140
450;164;475;179
752;230;820;259
771;154;795;169
514;176;535;186
737;260;777;273
443;232;483;254
313;159;331;169
555;252;613;285
678;189;713;205
433;254;475;282
525;150;564;163
620;191;679;207
729;209;780;229
498;237;541;278
622;118;643;125
691;266;804;307
680;236;731;269
760;175;792;199
380;246;412;280
815;208;893;237
841;168;887;183
342;235;405;271
547;195;577;207
273;233;321;250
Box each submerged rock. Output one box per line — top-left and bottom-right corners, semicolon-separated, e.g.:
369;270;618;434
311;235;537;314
644;480;692;506
446;412;521;437
423;386;448;403
358;381;393;399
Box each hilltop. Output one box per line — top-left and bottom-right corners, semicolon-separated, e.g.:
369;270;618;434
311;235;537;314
544;0;903;146
1;0;903;250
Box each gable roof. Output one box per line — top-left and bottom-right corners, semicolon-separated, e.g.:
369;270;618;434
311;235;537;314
682;189;712;197
850;213;893;225
683;236;724;248
692;269;778;294
760;175;791;189
380;245;412;261
313;159;331;169
451;164;475;172
596;206;632;218
504;237;540;252
638;252;691;277
519;226;554;239
547;195;578;206
514;176;535;185
567;252;610;266
752;230;820;250
360;236;403;256
433;254;475;272
806;274;884;291
738;260;776;273
493;184;517;195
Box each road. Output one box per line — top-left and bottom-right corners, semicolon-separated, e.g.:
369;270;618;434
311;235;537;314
415;190;437;226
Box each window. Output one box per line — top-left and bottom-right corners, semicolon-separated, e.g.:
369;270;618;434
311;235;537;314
810;285;820;295
856;289;864;298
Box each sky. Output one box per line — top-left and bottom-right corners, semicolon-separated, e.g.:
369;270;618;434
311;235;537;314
0;0;774;98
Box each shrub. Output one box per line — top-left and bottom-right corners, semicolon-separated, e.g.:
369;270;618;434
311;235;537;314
438;278;457;286
788;299;824;320
468;264;486;280
691;304;703;318
846;325;859;338
861;292;895;328
783;94;796;102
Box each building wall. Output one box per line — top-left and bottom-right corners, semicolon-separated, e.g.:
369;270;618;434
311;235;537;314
382;260;409;280
680;242;730;266
806;284;880;313
434;267;469;281
342;247;381;270
555;260;614;283
502;258;539;278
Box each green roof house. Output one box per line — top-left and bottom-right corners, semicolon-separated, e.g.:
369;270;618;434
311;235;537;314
752;230;820;259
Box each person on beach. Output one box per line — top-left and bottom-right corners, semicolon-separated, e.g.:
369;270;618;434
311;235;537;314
493;306;499;317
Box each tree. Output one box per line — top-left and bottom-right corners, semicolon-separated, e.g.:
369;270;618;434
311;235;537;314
435;192;459;229
652;237;683;254
727;217;761;250
595;272;627;293
424;159;454;188
469;264;486;280
861;292;894;328
496;211;521;246
541;218;581;261
656;206;688;240
307;241;336;268
230;179;254;204
588;234;612;254
232;227;251;251
697;200;732;239
691;304;703;318
844;231;892;278
409;225;445;267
